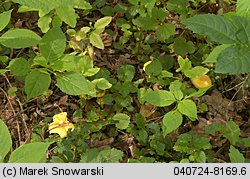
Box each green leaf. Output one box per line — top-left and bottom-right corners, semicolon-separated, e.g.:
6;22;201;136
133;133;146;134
56;6;78;28
151;7;168;22
132;16;158;30
178;99;197;120
162;110;183;136
231;15;250;45
169;81;184;100
92;78;112;90
0;120;12;162
229;145;245;163
8;142;51;163
236;0;250;19
13;0;91;16
193;151;206;163
84;68;100;77
215;45;250;74
25;69;51;100
176;56;192;73
145;60;162;76
167;0;189;15
187;88;209;98
38;15;52;33
33;55;48;67
89;32;104;49
156;23;175;41
39;27;66;62
0;29;41;48
222;121;240;145
184;66;209;78
0;69;8;75
7;58;30;76
203;44;232;64
173;37;195;55
182;14;238;44
94;16;112;29
0;10;12;32
56;72;96;96
117;64;135;81
81;148;123;163
205;121;240;145
144;90;176;107
112;113;130;130
174;131;212;154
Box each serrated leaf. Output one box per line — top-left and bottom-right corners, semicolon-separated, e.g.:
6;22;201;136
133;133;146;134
162;110;183;136
38;15;52;33
0;29;41;48
178;99;197;120
182;14;238;44
203;44;232;64
112;113;130;130
7;58;30;76
89;32;104;49
56;6;78;28
8;142;51;163
215;45;250;74
39;27;66;62
144;90;176;107
0;10;12;32
0;120;12;162
236;0;250;19
156;23;175;41
94;16;112;29
229;145;245;163
231;15;250;45
56;72;96;96
25;69;51;100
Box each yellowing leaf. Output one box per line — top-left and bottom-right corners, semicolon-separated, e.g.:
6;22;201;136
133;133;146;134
191;75;212;89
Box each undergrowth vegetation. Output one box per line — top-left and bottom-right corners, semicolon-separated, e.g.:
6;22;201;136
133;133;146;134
0;0;250;163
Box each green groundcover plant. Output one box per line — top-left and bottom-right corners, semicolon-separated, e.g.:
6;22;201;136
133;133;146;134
0;0;249;163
